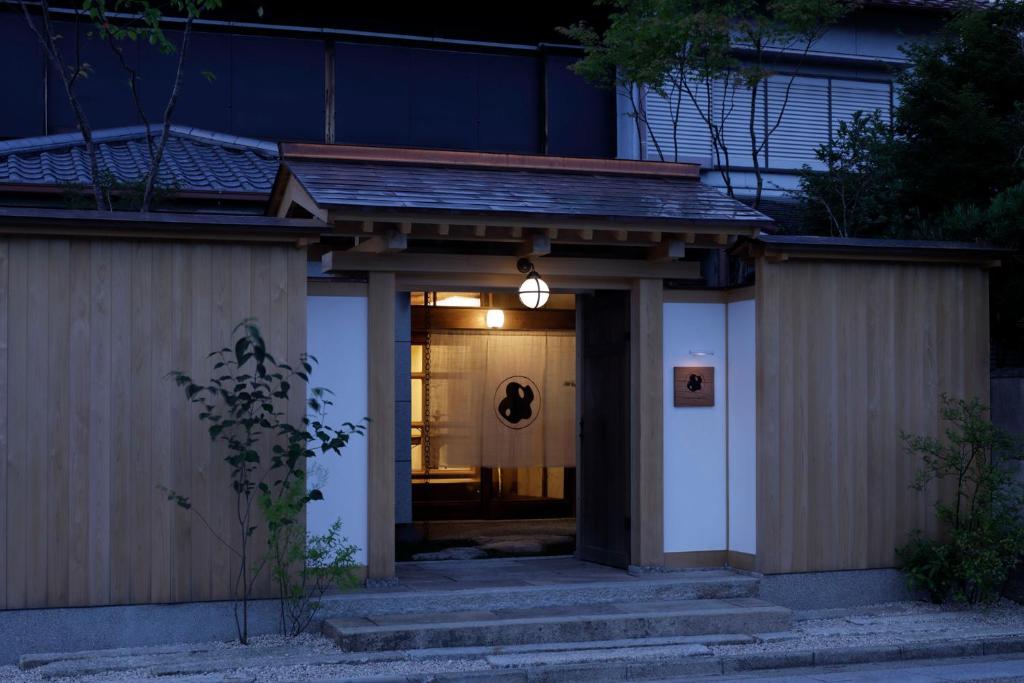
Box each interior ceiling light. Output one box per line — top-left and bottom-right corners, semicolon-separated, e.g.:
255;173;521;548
516;258;550;309
486;309;505;329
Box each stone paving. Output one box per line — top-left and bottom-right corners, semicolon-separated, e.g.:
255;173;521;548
3;601;1024;681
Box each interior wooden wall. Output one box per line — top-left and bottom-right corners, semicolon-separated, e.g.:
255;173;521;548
755;258;990;574
0;236;307;609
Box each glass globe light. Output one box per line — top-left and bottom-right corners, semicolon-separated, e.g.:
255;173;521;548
518;271;550;309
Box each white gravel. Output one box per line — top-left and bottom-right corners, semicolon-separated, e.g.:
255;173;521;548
3;601;1024;682
712;600;1024;656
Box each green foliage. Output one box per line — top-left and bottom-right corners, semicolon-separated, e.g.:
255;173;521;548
796;111;899;237
60;170;180;211
84;0;224;54
562;0;853;203
897;395;1024;605
165;320;365;642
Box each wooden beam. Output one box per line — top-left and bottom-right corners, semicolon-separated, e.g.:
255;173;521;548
614;230;628;242
684;232;697;243
410;306;575;331
473;224;487;237
630;278;664;568
348;231;407;254
328;210;765;239
437;224;450;236
398;222;413;235
274;177;327;221
367;272;396;580
323;252;702;280
649;231;662;243
648;239;685;262
517;234;551;258
579;228;594;241
361;220;374;233
511;226;523;238
546;227;559;239
715;233;730;245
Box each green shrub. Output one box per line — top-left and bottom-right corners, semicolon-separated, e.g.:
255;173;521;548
897;395;1024;605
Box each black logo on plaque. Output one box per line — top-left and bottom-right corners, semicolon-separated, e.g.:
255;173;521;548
494;376;541;429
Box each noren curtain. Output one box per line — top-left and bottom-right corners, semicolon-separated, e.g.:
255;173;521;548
426;330;575;469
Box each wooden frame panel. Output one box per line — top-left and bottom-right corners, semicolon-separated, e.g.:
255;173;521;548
630;279;664;568
755;258;990;574
367;273;396;580
0;237;307;609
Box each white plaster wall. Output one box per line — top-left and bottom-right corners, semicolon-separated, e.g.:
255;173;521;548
727;300;757;555
306;295;369;565
663;303;728;553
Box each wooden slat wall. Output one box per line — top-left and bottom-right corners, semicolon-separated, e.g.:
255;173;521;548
1;237;307;609
755;259;989;574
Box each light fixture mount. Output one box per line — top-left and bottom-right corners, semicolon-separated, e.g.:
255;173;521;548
516;257;534;274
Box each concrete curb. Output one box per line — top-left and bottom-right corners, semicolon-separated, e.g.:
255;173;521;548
335;634;1024;682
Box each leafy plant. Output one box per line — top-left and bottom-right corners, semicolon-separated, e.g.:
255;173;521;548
164;320;364;643
897;395;1024;605
16;0;223;211
562;0;854;206
794;111;899;237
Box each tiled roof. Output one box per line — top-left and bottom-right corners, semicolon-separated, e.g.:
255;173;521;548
865;0;989;10
0;126;279;194
284;158;773;226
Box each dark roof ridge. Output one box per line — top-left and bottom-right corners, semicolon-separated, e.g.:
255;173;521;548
0;125;278;157
279;142;703;180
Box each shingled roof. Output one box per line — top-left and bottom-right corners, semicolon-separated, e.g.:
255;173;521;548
0;126;279;195
274;144;773;230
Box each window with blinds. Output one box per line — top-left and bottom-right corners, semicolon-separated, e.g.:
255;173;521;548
643;74;893;171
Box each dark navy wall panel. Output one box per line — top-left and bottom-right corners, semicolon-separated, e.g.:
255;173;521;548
46;21;141;133
544;53;615;158
0;17;46;138
139;30;232;133
407;48;479;150
230;35;324;141
335;42;542;153
334;43;411;146
476;53;540;153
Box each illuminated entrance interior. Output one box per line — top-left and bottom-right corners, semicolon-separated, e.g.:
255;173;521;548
399;290;577;560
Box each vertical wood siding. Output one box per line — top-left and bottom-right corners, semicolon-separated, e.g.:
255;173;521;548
755;259;990;574
1;237;307;609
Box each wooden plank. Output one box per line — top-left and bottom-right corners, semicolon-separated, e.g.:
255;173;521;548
169;244;193;602
323;253;701;281
227;245;253;597
148;245;173;604
754;258;991;574
109;242;133;604
87;241;113;606
46;240;70;607
25;239;49;607
249;246;272;599
5;239;28;608
367;272;396;579
188;244;213;602
128;242;153;603
0;240;7;609
64;241;90;605
208;244;233;601
629;279;663;567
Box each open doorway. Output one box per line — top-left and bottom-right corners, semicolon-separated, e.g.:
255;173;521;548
396;290;578;561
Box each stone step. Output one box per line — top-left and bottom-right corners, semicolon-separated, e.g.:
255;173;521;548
319;567;760;619
322;597;791;652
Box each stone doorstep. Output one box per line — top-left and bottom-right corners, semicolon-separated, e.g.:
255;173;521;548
322;600;793;651
347;634;1024;683
319;572;761;618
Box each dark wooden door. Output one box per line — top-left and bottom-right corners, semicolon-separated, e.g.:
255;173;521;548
576;291;631;568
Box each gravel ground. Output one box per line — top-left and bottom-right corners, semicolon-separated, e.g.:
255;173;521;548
712;600;1024;656
3;601;1024;682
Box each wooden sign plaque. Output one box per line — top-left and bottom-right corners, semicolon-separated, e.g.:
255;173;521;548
673;366;714;407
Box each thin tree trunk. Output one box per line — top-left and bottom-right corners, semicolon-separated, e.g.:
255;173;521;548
142;15;194;212
19;0;106;210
